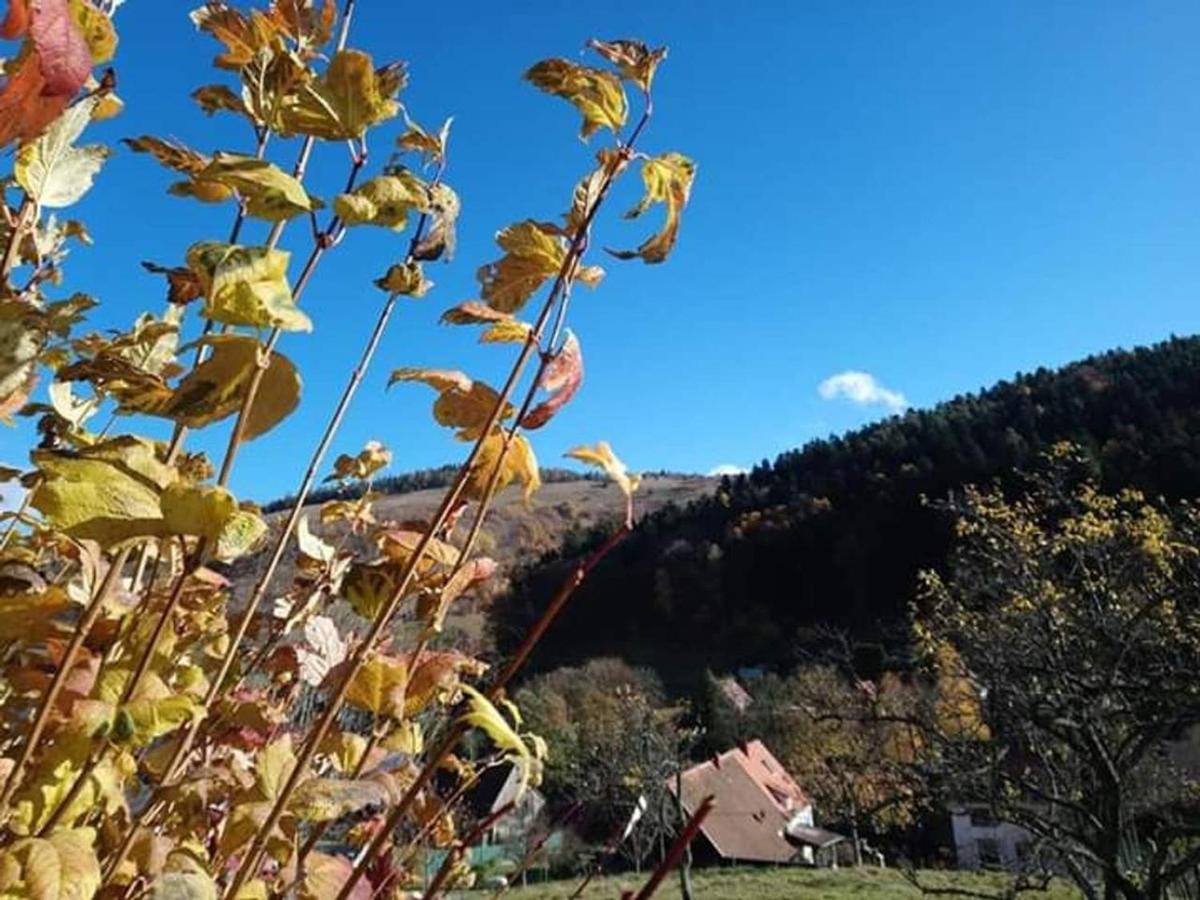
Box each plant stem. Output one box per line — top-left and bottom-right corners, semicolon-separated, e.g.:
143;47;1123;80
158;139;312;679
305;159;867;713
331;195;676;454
630;796;714;900
226;84;650;900
165;286;402;781
0;195;34;289
0;545;131;812
333;523;631;900
419;801;515;900
0;490;33;552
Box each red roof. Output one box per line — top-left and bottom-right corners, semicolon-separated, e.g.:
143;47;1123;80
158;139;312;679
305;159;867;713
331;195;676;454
671;740;811;864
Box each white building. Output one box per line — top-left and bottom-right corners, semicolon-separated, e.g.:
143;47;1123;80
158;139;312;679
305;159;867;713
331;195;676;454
950;806;1031;869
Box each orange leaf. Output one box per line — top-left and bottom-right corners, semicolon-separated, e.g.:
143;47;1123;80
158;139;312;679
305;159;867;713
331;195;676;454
1;0;30;39
522;331;583;430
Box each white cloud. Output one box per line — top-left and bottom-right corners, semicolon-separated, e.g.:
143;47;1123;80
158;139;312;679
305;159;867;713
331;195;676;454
817;371;908;413
707;464;748;477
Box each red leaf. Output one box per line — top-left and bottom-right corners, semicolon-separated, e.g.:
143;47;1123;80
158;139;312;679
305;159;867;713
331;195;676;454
521;330;583;430
30;0;92;96
0;0;30;39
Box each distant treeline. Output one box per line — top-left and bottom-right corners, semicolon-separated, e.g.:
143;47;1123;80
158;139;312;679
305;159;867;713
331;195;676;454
492;335;1200;691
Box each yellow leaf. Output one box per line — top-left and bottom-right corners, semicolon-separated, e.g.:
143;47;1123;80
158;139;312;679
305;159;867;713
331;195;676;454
334;172;426;230
378;530;460;569
197;153;321;222
9;734;129;836
289;778;388;823
609;152;696;264
69;0;118;63
374;261;431;297
279;49;403;140
160;483;237;542
266;0;336;50
114;696;203;748
164;335;301;441
396;114;452;164
439;301;513;327
325;440;391;482
0;828;100;900
389;368;513;439
185;242;309;332
480;320;533;345
424;557;497;635
300;852;370;900
151;871;217;900
341;561;397;621
16;96;110;208
0;588;71;642
524;58;628;140
255;735;297;802
565;440;640;499
190;4;283;71
345;656;408;718
476;220;565;314
465;430;540;503
381;720;423;755
214;506;268;562
123;137;233;203
458;685;539;793
30;437;176;547
191;84;248;119
587;39;668;92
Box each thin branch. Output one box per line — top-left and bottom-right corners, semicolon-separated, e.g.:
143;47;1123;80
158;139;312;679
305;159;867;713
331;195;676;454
630;796;714;900
0;545;132;811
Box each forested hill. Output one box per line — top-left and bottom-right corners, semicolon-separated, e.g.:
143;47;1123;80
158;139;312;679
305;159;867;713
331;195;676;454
491;335;1200;689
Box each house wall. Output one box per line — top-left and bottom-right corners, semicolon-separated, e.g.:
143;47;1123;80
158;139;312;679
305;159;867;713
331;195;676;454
950;811;1030;870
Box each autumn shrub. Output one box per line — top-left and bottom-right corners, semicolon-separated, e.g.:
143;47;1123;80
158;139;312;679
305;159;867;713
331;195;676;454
0;2;695;898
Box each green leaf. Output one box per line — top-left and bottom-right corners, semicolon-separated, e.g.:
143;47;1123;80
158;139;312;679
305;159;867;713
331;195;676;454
114;696;203;747
214;506;268;562
15;95;110;208
185;242;310;332
30;436;176;547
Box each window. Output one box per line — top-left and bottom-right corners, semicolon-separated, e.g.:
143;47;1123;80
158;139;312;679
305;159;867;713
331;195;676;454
969;810;998;828
976;838;1002;868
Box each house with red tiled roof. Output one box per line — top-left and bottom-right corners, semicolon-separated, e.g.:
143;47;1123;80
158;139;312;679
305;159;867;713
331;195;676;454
669;740;820;865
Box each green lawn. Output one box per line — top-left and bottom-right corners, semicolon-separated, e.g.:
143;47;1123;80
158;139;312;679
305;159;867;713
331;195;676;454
492;866;1081;899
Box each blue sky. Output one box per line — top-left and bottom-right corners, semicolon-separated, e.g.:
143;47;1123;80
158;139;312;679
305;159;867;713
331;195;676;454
4;0;1200;502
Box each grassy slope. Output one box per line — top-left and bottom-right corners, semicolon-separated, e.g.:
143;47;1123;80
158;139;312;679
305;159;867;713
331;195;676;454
225;475;715;652
496;866;1080;899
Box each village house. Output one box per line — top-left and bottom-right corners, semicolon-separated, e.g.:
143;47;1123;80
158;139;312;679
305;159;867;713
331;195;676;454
670;740;837;866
